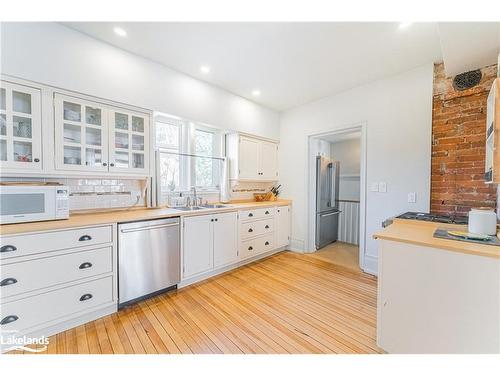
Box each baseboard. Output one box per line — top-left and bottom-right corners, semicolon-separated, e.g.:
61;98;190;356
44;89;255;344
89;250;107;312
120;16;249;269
178;247;286;288
362;254;378;276
290;238;305;252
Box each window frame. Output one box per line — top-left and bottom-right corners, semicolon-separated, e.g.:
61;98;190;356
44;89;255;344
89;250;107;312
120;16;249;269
154;113;223;194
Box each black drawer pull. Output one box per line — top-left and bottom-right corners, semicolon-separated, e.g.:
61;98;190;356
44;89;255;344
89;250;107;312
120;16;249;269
248;213;253;217
248;228;253;232
265;211;270;215
79;235;92;242
265;225;270;229
265;241;270;246
1;278;18;287
79;262;93;269
248;246;253;251
1;315;19;325
0;245;17;253
79;294;93;301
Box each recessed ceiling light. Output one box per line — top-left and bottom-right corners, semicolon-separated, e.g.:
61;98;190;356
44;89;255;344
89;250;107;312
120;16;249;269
252;90;261;97
113;27;127;37
200;65;211;74
399;22;413;29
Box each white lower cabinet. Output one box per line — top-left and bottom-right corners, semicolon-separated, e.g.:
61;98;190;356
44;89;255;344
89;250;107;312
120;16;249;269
183;212;238;279
275;205;291;248
0;224;117;350
182;215;213;278
1;276;113;333
213;212;238;268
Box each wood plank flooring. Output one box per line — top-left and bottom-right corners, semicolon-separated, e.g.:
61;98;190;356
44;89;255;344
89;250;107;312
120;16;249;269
308;241;360;272
16;251;381;354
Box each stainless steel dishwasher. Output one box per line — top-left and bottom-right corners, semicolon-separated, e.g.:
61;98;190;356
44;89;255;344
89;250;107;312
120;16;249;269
118;217;180;307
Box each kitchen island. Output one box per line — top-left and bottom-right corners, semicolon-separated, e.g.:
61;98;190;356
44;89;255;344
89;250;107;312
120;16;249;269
374;219;500;353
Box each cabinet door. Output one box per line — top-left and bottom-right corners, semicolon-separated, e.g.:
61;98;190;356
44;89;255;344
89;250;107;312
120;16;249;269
259;140;278;180
0;81;42;170
109;110;149;175
275;206;291;248
238;136;260;179
183;215;213;278
213;212;238;267
55;94;108;172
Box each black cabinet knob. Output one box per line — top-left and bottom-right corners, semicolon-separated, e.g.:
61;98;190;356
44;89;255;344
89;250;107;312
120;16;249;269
0;315;18;325
102;162;107;166
248;246;253;251
79;262;93;269
110;163;115;167
0;245;17;253
78;235;92;242
0;278;18;287
248;213;253;217
79;294;93;301
265;241;270;246
215;218;218;222
248;228;253;232
34;158;40;163
265;211;269;215
211;219;214;222
265;225;270;229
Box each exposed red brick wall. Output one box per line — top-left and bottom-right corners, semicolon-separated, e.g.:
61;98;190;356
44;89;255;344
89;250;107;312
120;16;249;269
431;63;498;216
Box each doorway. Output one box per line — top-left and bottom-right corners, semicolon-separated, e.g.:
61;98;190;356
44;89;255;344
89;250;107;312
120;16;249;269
305;123;367;272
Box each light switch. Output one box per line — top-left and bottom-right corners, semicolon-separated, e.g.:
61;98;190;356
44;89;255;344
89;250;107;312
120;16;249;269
408;192;416;203
379;182;387;193
370;182;379;192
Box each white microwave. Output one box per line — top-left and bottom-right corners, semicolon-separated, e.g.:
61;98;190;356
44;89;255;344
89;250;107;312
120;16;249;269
0;185;69;224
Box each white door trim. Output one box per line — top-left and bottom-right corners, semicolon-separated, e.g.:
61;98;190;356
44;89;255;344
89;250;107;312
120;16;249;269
304;122;367;272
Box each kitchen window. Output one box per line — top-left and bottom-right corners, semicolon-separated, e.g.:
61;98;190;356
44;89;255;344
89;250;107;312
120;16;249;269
155;113;222;197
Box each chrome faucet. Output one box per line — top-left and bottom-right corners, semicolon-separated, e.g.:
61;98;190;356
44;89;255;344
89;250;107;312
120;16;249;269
191;186;197;207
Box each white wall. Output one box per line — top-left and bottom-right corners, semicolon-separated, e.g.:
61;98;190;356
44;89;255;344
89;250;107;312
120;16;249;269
279;64;433;274
0;22;279;139
331;138;361;201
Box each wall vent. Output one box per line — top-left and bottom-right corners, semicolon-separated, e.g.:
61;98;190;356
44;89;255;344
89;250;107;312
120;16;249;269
452;69;482;91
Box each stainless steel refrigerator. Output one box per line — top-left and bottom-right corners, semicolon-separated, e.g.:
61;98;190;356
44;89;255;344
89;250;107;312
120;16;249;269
315;156;340;249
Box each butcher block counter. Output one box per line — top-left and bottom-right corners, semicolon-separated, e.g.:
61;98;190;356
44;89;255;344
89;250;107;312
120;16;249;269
374;218;500;354
0;199;292;235
373;218;500;259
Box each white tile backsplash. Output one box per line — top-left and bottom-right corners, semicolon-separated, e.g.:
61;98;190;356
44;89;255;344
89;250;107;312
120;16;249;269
0;177;147;211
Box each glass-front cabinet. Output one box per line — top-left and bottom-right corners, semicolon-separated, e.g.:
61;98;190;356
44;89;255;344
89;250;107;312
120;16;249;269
109;110;149;174
0;80;42;170
54;94;109;172
54;93;149;175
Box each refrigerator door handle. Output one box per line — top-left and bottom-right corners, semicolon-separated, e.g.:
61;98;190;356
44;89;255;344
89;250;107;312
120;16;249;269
320;211;341;217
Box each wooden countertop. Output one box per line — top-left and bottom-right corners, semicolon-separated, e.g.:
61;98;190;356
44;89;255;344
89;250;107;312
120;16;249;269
373;218;500;259
0;199;292;236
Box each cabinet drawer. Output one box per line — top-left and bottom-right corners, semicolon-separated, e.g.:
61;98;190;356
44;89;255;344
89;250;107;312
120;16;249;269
240;207;275;222
0;276;113;333
0;225;113;260
240;218;274;240
1;246;113;299
240;234;274;259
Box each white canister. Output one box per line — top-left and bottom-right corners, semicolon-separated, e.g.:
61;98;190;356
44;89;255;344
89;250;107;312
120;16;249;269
468;208;497;236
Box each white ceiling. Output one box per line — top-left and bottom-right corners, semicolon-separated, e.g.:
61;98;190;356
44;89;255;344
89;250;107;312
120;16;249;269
63;22;499;112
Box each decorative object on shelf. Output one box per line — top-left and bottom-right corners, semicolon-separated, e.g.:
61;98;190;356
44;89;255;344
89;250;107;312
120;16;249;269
468;208;497;235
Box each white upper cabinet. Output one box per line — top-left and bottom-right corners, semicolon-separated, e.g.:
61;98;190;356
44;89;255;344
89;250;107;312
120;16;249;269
55;95;109;172
0;80;42;171
109;110;149;175
54;94;149;176
226;133;279;181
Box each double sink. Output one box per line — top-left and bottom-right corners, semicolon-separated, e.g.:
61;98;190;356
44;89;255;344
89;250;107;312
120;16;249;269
173;204;228;211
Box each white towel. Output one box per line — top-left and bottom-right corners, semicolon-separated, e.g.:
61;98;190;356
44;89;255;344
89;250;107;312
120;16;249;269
220;157;231;203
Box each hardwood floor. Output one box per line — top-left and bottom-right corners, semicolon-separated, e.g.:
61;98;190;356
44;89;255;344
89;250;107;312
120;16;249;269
17;251;381;354
307;241;360;271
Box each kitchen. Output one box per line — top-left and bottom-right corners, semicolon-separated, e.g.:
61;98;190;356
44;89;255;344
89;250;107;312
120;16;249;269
0;5;500;373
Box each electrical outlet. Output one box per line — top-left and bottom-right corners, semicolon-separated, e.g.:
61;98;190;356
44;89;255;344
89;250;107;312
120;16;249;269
408;192;416;203
379;182;387;193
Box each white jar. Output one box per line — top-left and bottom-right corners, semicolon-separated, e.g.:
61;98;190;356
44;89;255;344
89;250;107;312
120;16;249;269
468;208;497;235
